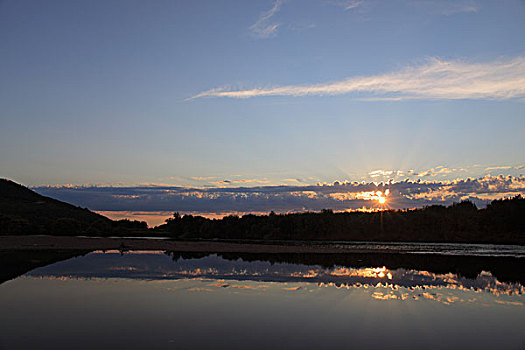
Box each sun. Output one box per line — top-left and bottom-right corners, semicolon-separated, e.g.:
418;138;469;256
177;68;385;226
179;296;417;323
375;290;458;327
378;197;386;204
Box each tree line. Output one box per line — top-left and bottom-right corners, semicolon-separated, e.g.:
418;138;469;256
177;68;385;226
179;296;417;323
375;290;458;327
155;195;525;244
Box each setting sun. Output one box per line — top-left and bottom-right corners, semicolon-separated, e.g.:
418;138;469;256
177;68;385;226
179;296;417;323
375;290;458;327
378;197;386;204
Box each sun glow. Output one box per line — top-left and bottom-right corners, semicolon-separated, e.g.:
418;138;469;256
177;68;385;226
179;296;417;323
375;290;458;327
372;190;388;205
377;189;390;205
353;189;390;206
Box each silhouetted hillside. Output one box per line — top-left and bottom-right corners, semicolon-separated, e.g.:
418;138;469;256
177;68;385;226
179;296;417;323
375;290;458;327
0;179;147;236
156;196;525;244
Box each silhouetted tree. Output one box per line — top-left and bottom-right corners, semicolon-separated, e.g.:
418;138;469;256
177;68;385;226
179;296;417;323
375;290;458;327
155;196;525;244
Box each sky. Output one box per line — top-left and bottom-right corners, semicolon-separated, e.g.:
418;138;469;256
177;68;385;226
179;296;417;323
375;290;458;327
1;0;524;222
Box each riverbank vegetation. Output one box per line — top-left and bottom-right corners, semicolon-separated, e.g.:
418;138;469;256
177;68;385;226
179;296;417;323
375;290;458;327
155;196;525;244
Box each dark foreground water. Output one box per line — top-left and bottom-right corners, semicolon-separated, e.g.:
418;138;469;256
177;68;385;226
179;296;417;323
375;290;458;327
1;246;524;349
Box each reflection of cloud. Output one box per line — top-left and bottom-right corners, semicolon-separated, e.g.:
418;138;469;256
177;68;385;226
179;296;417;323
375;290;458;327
30;252;525;299
371;292;401;300
229;284;268;290
35;175;525;215
192;56;525;101
187;287;215;292
283;286;302;291
494;300;524;306
250;0;282;38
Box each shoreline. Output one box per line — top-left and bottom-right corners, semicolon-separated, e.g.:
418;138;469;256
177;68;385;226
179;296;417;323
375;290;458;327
0;235;370;254
1;235;524;256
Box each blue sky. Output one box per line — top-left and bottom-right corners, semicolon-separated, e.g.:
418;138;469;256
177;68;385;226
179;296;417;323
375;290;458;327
1;0;525;219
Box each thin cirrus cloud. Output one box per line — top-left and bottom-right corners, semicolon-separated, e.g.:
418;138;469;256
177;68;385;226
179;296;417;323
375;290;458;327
333;0;477;15
344;1;362;10
191;56;525;101
430;0;480;15
333;0;362;11
485;166;513;171
249;0;283;39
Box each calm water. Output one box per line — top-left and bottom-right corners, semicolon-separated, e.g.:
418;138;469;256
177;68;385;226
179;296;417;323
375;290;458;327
1;248;524;349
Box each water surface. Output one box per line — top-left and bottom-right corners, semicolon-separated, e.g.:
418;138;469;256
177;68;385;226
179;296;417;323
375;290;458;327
1;248;524;349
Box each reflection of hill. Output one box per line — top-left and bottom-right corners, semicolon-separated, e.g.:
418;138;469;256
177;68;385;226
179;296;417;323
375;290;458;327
168;251;525;285
0;249;89;284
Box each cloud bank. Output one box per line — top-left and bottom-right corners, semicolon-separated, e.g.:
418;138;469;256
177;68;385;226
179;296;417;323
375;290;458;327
34;175;525;216
192;56;525;101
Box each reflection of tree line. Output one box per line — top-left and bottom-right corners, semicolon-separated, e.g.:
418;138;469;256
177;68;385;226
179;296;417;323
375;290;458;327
157;196;525;244
2;249;523;289
167;250;525;285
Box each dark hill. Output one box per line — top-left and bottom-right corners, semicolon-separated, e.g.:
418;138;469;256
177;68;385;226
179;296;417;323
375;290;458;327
0;179;147;236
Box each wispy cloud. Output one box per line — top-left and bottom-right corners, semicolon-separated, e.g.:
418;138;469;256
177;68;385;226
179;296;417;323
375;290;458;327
485;166;513;171
367;166;492;180
210;178;271;185
344;1;363;10
442;3;478;15
249;0;283;39
190;176;217;181
417;166;454;177
192;56;525;101
412;0;480;15
282;178;304;183
368;170;394;178
330;0;363;11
